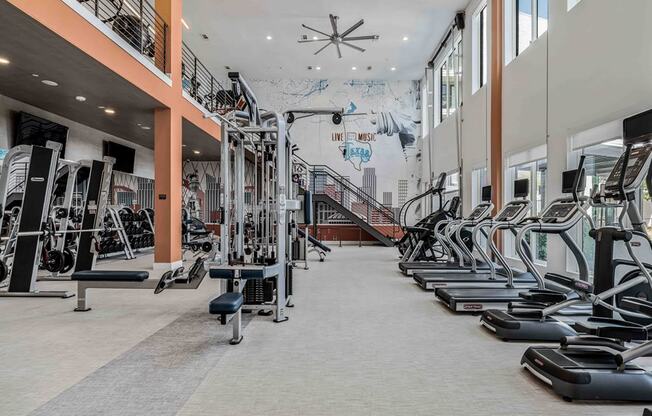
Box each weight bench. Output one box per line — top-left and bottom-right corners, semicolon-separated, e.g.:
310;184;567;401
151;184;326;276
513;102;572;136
72;258;207;311
209;292;244;345
72;270;150;311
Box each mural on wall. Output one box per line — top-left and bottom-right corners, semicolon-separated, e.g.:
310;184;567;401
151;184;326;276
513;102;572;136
250;79;423;222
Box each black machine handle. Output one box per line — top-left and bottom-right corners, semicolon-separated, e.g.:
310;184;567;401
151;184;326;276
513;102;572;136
618;145;632;202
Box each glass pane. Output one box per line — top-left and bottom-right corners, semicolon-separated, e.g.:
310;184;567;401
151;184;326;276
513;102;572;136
440;62;448;121
448;52;456;114
537;0;549;36
517;0;532;55
457;40;463;97
535;159;547;261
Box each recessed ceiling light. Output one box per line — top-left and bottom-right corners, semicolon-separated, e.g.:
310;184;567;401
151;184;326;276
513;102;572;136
193;150;201;155
266;35;273;40
75;96;86;102
316;66;321;70
41;80;58;87
104;108;116;115
0;57;10;65
312;36;318;40
141;126;151;130
352;66;357;71
31;73;39;77
391;67;397;71
98;106;105;109
402;36;409;41
182;144;187;147
181;18;190;30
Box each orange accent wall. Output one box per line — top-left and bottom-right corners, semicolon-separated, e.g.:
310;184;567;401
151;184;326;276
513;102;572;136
8;0;221;264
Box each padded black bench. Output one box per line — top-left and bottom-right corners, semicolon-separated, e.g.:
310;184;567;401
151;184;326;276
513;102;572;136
209;292;245;345
73;270;152;312
209;292;244;315
72;270;149;282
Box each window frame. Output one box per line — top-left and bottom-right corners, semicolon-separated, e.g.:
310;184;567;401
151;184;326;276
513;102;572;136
504;153;548;265
472;2;488;93
506;0;548;62
434;35;463;125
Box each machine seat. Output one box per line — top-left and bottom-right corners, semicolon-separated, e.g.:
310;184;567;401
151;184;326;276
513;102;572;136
209;292;244;315
71;270;149;282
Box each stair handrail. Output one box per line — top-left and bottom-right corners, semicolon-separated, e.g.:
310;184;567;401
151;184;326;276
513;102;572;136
293;154;398;226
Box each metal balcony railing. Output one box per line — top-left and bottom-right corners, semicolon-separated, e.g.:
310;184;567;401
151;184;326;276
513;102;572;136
77;0;168;72
182;42;234;113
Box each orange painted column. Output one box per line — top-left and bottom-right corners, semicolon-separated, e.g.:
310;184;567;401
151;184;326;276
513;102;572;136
154;0;183;267
154;108;183;266
490;0;504;249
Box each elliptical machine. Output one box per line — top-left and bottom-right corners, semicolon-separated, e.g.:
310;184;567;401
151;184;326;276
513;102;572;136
521;110;652;402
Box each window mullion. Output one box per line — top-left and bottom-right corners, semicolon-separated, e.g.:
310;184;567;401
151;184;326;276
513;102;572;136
531;0;538;41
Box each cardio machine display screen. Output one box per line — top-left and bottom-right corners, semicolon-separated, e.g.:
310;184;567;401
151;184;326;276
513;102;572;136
468;205;489;220
495;205;524;222
540;203;575;221
604;145;652;193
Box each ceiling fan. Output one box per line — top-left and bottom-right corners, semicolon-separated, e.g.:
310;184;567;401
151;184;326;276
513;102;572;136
298;14;379;59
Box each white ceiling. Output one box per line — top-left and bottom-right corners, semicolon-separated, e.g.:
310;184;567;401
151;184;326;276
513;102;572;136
182;0;469;81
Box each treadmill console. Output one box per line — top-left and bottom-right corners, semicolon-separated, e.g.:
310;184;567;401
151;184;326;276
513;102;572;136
540;202;577;223
467;203;492;220
604;144;652;196
494;203;528;222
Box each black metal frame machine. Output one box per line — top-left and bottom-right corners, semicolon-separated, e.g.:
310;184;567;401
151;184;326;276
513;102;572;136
399;186;493;276
520;110;652;401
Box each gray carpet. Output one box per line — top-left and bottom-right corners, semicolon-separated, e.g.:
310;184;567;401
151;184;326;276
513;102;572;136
30;310;251;416
26;246;650;416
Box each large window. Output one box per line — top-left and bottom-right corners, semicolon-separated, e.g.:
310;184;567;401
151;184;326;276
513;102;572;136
473;4;488;92
506;157;547;263
567;139;623;275
471;167;488;207
443;171;460;206
435;37;462;125
506;0;548;62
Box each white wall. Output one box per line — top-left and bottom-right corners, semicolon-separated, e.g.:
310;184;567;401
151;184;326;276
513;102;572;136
427;0;652;274
0;94;155;178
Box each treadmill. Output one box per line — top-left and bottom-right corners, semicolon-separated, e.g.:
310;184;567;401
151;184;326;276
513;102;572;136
435;169;590;313
413;179;535;290
399;186;494;276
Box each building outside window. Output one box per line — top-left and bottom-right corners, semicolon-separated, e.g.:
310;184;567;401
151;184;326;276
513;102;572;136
471;166;488;207
505;0;549;63
434;36;462;125
505;152;547;263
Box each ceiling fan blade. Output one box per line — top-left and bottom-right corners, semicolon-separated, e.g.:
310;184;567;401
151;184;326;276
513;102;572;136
335;42;342;59
301;24;332;38
314;42;333;55
341;41;365;53
329;14;339;36
298;38;332;43
342;35;379;41
340;19;364;38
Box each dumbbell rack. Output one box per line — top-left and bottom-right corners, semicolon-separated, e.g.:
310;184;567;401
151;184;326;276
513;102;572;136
102;206;136;259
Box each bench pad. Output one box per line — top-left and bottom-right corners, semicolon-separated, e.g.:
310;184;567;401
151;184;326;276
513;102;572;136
72;270;149;282
209;292;244;315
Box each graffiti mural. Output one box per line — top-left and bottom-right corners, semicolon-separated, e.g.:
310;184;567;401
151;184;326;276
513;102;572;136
250;79;423;221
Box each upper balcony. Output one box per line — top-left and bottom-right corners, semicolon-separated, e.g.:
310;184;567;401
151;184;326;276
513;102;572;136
71;0;169;79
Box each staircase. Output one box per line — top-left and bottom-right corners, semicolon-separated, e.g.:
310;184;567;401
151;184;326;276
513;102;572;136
296;156;401;247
